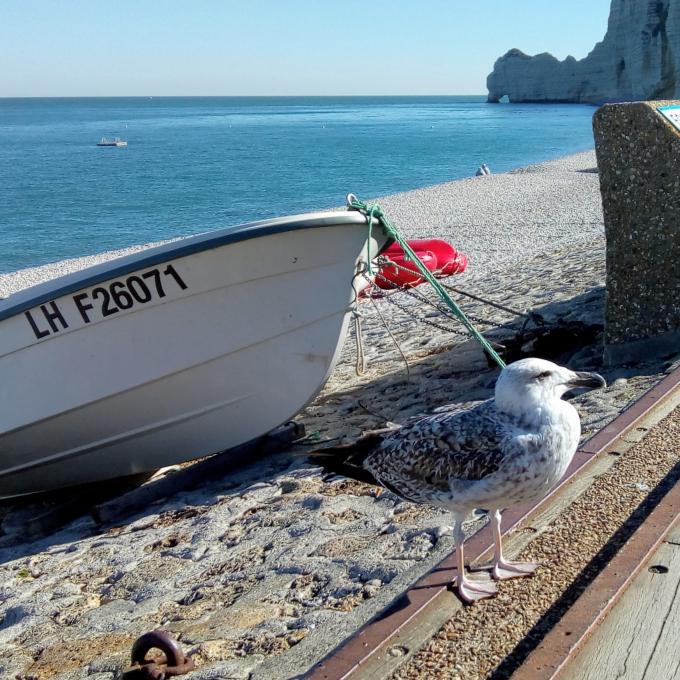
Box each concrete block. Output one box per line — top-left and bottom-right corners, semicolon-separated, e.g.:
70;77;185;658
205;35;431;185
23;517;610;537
594;100;680;364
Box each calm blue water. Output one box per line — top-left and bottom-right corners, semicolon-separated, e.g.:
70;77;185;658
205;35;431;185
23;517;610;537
0;96;595;273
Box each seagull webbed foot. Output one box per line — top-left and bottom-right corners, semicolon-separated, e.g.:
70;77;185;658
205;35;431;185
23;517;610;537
452;575;498;604
492;559;539;581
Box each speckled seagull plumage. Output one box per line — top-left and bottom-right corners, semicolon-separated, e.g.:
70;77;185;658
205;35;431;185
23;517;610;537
308;357;605;603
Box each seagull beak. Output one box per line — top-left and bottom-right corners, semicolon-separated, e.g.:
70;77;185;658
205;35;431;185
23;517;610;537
567;371;606;390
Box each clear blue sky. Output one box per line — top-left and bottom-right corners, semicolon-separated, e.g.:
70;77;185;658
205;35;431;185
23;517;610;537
1;1;612;97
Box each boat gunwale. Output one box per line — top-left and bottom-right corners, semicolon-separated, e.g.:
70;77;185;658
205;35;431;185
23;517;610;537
0;210;384;323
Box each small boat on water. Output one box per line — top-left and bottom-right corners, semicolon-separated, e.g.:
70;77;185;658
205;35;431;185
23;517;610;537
0;208;390;498
97;137;127;147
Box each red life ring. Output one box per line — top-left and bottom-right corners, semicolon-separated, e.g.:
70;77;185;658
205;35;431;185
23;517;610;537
374;250;438;289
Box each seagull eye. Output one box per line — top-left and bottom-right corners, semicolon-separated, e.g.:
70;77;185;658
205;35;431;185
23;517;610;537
536;371;552;380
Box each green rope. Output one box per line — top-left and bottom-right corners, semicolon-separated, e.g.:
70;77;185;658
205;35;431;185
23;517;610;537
348;195;507;369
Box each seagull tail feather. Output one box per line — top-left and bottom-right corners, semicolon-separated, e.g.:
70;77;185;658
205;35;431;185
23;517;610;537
305;433;384;487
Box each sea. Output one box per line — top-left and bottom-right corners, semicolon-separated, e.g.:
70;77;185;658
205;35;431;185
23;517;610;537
0;96;596;274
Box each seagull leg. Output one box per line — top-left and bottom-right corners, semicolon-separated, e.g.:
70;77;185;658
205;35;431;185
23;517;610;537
452;520;497;603
489;509;538;580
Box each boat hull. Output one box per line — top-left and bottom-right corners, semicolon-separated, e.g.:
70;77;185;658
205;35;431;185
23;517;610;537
0;213;386;497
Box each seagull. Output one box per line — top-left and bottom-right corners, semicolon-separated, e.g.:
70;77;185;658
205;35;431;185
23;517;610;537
307;358;605;603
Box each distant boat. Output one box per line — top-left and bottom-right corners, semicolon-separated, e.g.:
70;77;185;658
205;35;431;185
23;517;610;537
97;137;127;147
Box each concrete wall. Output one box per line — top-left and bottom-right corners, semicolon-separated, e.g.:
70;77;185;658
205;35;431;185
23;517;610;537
594;100;680;364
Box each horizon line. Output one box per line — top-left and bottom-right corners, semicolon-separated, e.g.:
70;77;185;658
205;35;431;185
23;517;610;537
0;93;488;100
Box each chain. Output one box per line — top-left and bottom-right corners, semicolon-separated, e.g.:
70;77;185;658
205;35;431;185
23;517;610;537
368;258;529;332
368;274;476;336
378;289;471;336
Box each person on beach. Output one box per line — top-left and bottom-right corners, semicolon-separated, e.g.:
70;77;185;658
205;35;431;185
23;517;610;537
475;163;491;177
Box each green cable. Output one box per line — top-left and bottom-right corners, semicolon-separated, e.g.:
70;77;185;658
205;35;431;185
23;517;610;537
349;195;507;369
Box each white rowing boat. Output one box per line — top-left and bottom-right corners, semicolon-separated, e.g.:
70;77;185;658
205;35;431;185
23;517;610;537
0;208;389;498
97;137;128;147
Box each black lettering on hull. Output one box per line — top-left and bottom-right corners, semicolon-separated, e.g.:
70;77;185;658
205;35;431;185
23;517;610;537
24;262;190;340
25;310;51;339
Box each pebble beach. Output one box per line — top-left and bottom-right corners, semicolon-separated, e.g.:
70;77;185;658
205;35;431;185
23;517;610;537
0;151;602;299
2;150;677;680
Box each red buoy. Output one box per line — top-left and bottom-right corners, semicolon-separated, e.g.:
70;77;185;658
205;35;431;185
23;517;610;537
373;238;467;290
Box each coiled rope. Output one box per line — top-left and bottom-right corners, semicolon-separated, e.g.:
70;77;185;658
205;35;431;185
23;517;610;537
347;193;507;369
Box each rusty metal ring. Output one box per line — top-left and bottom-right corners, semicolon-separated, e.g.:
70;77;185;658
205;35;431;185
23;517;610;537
131;630;184;668
127;630;195;679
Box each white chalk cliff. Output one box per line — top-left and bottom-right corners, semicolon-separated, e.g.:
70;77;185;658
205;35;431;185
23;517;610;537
487;0;679;103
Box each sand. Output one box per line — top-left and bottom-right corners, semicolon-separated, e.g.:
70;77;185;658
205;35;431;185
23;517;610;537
2;150;675;680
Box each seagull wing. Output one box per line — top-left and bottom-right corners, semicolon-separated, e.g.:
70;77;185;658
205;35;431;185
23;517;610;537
364;401;533;504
